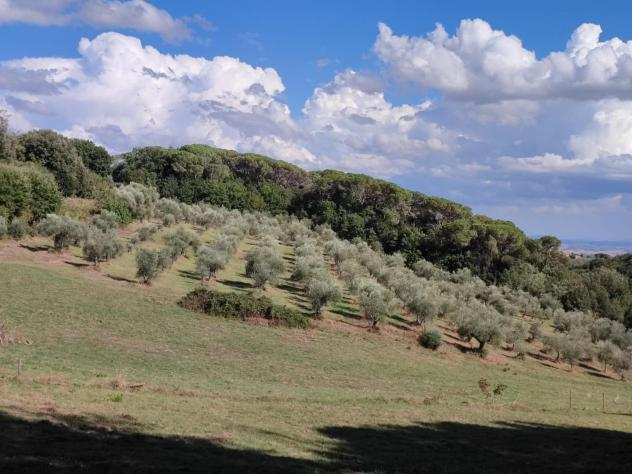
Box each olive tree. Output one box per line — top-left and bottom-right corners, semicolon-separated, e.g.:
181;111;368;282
0;216;7;237
454;302;506;357
83;228;123;265
196;245;229;281
405;285;440;327
245;246;284;288
355;279;396;329
37;214;85;251
596;340;619;372
135;248;161;284
306;275;341;317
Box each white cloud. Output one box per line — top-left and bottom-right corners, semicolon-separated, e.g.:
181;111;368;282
1;32;296;156
0;0;193;42
374;19;632;102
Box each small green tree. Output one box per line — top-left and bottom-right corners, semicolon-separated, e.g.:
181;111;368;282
245;247;284;288
596;340;618;372
196;246;229;281
355;279;396;329
37;214;84;251
305;276;341;317
83;228;123;266
136;248;160;284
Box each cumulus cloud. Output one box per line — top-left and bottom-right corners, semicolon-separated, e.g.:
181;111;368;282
0;0;194;42
374;19;632;102
0;32;298;156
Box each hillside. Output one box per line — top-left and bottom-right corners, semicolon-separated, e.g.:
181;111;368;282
1;199;632;471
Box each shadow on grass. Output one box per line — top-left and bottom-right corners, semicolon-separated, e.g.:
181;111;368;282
106;274;137;284
2;410;631;473
316;421;632;472
178;269;200;281
20;243;50;252
65;260;91;268
219;279;252;290
330;306;361;320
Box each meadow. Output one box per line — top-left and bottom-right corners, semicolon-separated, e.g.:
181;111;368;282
1;223;631;472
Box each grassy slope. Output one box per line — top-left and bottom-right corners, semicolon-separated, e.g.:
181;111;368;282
1;233;632;472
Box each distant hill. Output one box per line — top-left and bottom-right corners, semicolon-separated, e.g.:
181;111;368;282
562;240;632;256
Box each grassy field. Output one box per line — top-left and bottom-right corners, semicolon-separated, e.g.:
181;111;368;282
1;230;631;472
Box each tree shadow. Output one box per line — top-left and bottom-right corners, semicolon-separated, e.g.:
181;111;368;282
106;274;137;284
218;279;252;289
178;269;200;281
2;410;631;473
0;409;313;473
316;420;632;472
65;260;91;268
329;305;361;320
19;243;50;253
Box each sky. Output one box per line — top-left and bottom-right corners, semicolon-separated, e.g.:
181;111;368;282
1;1;632;240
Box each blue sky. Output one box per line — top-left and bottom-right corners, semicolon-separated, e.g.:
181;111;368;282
1;1;632;240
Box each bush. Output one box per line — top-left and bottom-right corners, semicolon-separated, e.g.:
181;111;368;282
135;248;161;284
179;288;309;328
37;214;85;251
8;218;28;239
245;246;284;288
419;329;442;350
16;129;97;197
0;162;62;221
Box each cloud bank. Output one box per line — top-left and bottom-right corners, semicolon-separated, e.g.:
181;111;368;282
1;18;631;238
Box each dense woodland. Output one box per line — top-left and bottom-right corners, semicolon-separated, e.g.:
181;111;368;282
1;115;631;329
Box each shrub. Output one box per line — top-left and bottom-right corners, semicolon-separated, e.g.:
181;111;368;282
16;129;96;197
419;329;442;350
305;276;341;316
196;246;229;280
0;161;62;221
245;247;284;288
135;248;161;284
83;228;123;265
37;214;85;251
179;288;309;328
8;218;28;239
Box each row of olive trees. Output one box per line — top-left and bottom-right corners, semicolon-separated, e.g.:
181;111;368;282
289;224;341;317
195;211;251;281
135;226;200;284
541;310;632;378
36;211;123;265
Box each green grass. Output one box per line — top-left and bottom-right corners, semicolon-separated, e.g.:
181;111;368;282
1;236;632;472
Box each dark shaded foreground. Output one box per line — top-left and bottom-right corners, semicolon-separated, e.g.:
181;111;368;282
1;410;631;473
